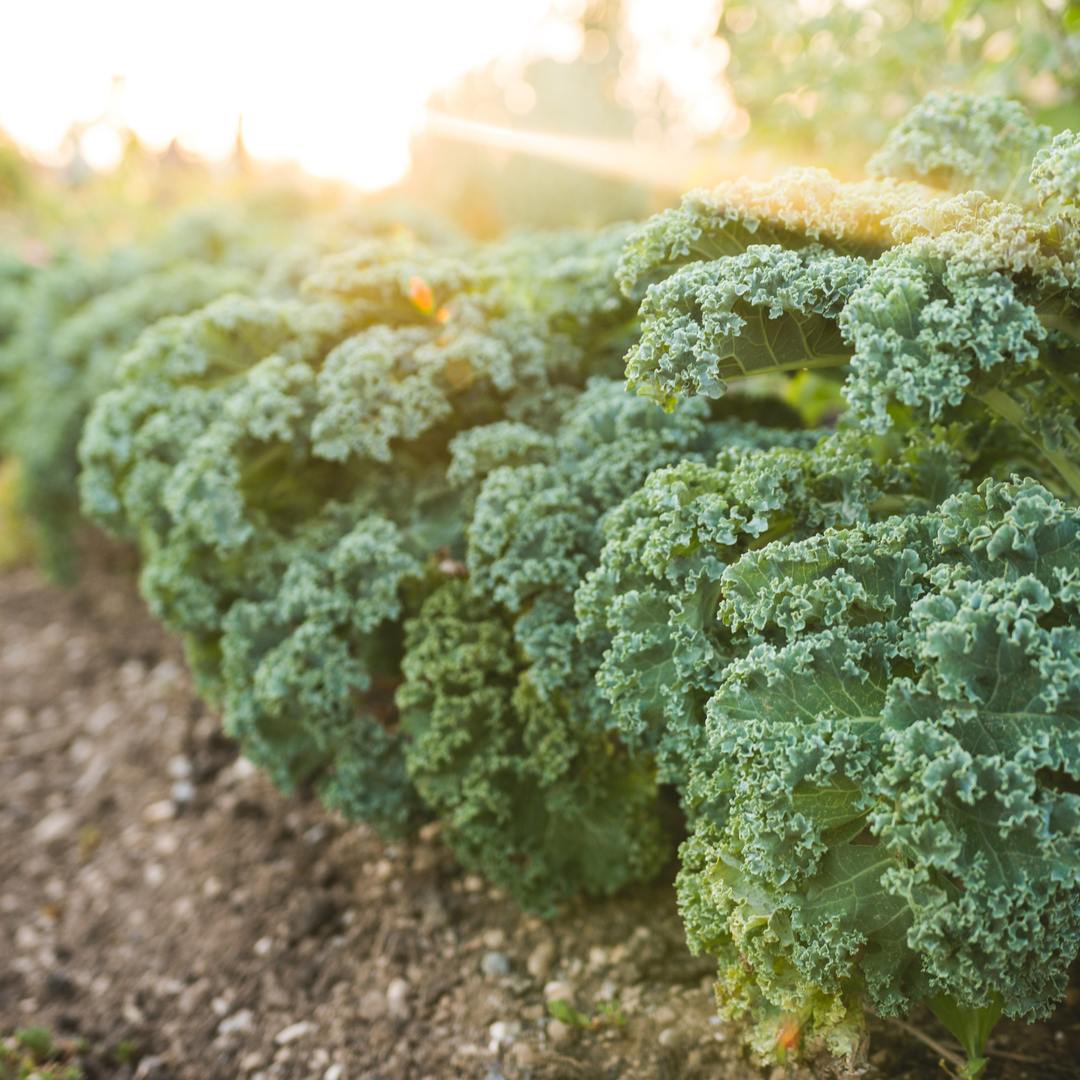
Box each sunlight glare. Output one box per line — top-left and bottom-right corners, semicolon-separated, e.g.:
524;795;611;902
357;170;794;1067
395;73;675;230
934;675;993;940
0;0;554;189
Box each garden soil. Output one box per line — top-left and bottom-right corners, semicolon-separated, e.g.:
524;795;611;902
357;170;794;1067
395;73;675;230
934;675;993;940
1;535;1078;1080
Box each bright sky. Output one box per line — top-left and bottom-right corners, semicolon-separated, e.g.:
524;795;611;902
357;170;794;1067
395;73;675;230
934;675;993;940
0;0;731;190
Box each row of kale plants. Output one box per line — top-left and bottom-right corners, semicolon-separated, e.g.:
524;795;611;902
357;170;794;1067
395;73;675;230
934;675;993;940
4;93;1080;1077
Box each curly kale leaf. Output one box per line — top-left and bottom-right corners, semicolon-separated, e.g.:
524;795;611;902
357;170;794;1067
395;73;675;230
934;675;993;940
576;428;922;785
219;513;423;833
3;261;258;577
625;246;868;409
616;170;924;298
867;90;1050;203
1031;131;1080;209
841;248;1046;432
397;580;666;914
679;478;1080;1063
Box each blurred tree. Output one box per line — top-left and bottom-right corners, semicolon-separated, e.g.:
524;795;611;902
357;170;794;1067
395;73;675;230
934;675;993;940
710;0;1080;170
402;1;657;236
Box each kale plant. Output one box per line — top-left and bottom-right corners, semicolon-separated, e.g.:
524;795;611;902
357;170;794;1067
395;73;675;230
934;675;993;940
0;201;385;579
78;227;657;871
588;91;1080;1074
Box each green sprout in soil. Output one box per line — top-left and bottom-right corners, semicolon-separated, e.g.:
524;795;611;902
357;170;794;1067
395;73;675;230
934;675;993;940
0;1027;84;1080
548;998;627;1030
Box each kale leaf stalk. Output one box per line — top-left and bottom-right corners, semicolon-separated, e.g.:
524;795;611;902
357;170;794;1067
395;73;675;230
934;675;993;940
973;382;1080;497
925;991;1004;1080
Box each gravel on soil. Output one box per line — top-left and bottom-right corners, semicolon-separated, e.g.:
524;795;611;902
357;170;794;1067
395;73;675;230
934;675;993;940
1;535;1079;1080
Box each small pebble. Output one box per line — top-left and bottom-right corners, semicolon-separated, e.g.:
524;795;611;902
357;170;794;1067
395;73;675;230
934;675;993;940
86;701;120;735
15;925;41;950
33;809;76;844
232;757;258;780
275;1021;314;1045
653;1005;677;1027
177;979;211;1015
167;755;192;780
143;863;165;888
303;825;327;846
511;1042;538;1068
544;980;576;1005
527;940;555;981
658;1027;680;1048
218;1009;254;1036
387;977;410;1019
463;874;485;893
133;1056;163;1079
254;937;273;957
547;1019;577;1046
357;990;387;1021
483;927;506;950
122;999;145;1024
588;946;608;969
488;1020;521;1052
323;1066;344;1080
144;800;176;824
171;780;195;806
418;820;442;843
481;951;511;977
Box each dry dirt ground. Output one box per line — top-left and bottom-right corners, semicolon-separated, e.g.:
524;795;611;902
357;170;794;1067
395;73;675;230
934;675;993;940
2;537;1079;1080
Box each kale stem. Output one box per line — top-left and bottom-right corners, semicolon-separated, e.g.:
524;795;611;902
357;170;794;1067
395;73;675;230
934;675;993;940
976;387;1080;498
924;992;1004;1080
1036;350;1080;411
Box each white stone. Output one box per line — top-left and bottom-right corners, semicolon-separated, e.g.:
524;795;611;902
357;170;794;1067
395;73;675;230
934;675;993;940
357;990;387;1021
218;1009;254;1036
480;951;510;977
122;1000;145;1025
275;1021;314;1045
418;820;442;843
143;800;176;824
167;755;192;780
232;757;258;780
14;925;40;950
482;927;506;949
527;940;556;980
170;780;195;805
386;978;410;1019
33;809;75;844
254;937;274;957
86;701;120;735
488;1020;521;1052
323;1065;344;1080
546;1018;576;1046
544;980;576;1005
